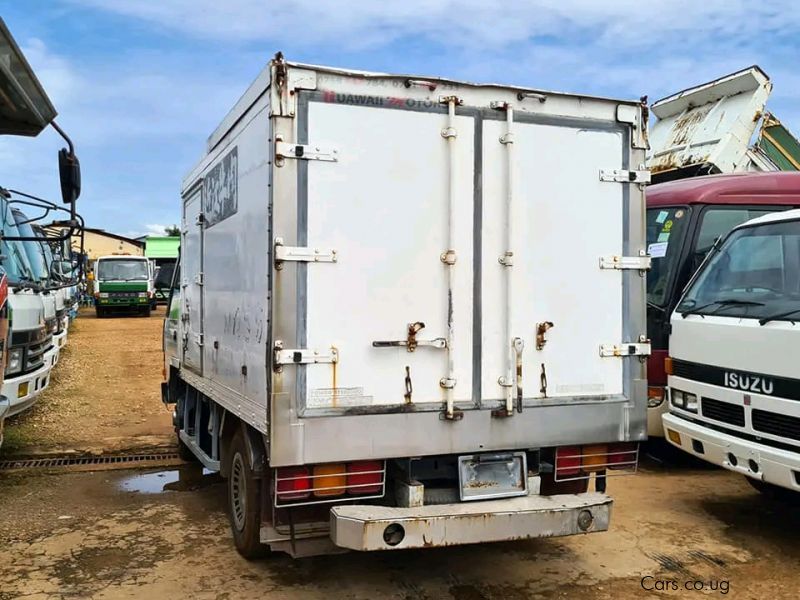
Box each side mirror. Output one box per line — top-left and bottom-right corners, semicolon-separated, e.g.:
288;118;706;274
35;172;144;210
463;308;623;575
58;148;81;205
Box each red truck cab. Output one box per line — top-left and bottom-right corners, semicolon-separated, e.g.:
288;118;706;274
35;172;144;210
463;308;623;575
646;172;800;436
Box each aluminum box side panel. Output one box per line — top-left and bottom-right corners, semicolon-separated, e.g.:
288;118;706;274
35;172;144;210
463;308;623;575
180;93;271;433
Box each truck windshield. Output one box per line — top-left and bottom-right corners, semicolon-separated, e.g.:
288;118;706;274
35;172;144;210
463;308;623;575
677;219;800;321
97;259;149;281
646;206;690;306
0;203;36;285
12;210;49;284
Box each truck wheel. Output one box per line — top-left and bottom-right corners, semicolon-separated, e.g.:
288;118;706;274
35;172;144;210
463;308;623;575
226;429;267;559
746;477;799;502
95;307;104;318
143;306;152;317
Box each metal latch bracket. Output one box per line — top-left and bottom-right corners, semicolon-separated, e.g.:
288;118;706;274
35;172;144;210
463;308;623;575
275;141;338;162
599;169;651;184
273;341;339;367
599;252;652;271
274;237;337;268
599;337;651;357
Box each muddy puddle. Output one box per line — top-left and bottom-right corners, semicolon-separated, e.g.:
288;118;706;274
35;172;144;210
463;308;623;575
118;465;220;494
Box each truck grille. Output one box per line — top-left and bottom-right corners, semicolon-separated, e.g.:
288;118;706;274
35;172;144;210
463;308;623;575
110;292;140;298
701;397;745;427
752;409;800;442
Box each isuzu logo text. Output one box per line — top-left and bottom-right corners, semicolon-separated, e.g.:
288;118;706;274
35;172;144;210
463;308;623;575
723;372;774;395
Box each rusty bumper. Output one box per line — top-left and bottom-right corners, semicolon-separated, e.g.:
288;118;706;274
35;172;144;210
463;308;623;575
330;492;612;551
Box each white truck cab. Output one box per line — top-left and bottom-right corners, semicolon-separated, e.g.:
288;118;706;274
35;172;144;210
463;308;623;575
664;209;800;496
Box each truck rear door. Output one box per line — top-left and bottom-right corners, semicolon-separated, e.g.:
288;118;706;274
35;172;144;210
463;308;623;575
283;87;642;417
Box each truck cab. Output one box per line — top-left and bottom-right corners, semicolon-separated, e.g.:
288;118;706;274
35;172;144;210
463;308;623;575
12;209;61;369
0;202;53;416
93;255;153;317
663;209;800;496
645;173;800;436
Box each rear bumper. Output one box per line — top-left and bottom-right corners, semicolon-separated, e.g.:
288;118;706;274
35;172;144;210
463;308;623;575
3;362;52;417
330;492;612;551
663;413;800;492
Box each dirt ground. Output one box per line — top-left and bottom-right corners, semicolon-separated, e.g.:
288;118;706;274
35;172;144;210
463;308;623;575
1;307;798;598
3;307;173;455
0;460;798;599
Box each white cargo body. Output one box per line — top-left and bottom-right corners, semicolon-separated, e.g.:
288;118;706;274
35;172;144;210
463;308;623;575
167;54;648;558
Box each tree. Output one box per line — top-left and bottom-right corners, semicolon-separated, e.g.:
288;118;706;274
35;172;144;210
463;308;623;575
164;225;180;236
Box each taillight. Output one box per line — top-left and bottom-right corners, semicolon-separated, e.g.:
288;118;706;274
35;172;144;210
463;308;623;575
276;466;311;500
555;446;581;477
665;356;673;376
581;444;608;472
313;464;346;497
608;443;638;470
347;461;383;494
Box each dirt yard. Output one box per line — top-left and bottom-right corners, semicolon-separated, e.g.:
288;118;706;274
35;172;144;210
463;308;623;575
0;459;797;598
1;308;798;598
2;307;173;455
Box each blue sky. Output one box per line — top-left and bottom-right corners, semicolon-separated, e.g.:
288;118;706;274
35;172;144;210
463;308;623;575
1;1;798;237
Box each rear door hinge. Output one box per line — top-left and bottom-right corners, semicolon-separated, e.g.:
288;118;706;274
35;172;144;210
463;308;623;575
195;333;204;347
600;336;651;357
273;341;339;368
274;237;337;269
599;251;651;271
599;169;651;184
275;140;338;163
194;272;204;285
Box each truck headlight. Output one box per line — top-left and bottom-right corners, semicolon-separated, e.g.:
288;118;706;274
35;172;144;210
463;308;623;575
138;292;147;298
99;292;109;298
6;348;22;375
671;389;698;413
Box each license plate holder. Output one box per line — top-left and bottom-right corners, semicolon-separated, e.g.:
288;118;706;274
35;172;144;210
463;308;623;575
458;452;528;501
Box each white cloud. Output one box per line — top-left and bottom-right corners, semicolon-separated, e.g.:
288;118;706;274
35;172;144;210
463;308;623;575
71;0;798;51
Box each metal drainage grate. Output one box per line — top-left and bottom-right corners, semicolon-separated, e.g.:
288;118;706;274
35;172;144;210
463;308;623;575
0;452;181;471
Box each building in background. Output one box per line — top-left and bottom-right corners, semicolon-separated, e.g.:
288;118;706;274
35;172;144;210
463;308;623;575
76;228;144;261
144;236;179;303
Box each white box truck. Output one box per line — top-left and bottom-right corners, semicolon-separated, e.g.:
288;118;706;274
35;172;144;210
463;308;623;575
162;53;649;558
664;206;800;497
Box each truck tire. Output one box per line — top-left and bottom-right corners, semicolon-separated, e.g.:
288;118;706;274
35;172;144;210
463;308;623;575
95;306;104;318
143;305;152;317
225;428;267;559
746;477;799;503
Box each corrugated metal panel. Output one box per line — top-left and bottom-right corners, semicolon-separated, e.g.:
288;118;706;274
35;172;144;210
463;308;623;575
144;236;180;258
757;114;800;171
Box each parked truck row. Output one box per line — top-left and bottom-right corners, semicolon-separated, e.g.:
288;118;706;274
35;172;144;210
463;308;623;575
0;18;83;447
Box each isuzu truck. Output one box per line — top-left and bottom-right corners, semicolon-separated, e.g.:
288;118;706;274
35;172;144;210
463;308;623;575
162;54;648;558
664;209;800;496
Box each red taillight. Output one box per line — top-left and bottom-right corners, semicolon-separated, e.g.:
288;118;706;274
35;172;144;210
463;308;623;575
555;446;582;477
608;443;638;470
275;466;311;500
346;461;383;494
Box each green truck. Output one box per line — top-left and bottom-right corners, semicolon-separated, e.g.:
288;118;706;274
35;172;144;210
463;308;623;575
93;255;153;317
